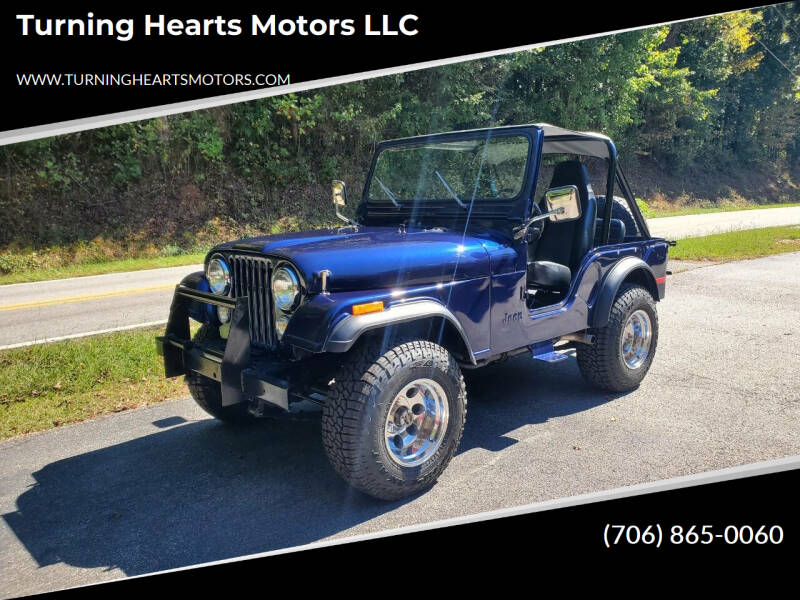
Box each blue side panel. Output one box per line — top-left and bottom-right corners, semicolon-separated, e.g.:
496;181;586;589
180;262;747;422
436;277;491;354
488;239;668;358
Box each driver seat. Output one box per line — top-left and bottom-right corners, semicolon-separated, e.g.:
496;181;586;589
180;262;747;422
527;160;597;292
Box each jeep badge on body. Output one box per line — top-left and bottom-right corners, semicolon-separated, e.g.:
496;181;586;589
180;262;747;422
156;124;669;500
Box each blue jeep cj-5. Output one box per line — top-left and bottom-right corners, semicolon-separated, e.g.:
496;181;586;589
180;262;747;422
156;124;670;499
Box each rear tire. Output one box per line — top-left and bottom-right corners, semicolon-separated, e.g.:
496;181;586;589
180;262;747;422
322;339;467;501
577;283;658;392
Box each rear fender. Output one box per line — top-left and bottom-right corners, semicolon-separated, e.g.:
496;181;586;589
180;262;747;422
590;257;658;328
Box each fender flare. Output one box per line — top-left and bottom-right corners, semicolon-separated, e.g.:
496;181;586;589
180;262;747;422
178;271;212;323
590;256;658;328
180;270;207;290
323;300;477;364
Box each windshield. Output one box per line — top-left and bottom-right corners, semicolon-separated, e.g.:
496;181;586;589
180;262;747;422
367;135;530;205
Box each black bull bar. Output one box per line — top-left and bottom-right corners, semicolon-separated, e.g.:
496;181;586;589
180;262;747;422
155;285;289;410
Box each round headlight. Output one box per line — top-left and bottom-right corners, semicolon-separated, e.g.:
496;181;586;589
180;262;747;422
272;267;300;311
207;257;230;295
275;314;290;339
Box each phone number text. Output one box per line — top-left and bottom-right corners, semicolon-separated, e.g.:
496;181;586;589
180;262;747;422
603;524;784;548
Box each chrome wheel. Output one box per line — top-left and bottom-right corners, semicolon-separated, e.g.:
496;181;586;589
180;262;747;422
620;309;652;369
384;378;449;467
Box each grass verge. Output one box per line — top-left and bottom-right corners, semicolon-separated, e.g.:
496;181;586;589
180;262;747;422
0;253;206;285
670;225;800;261
0;325;194;440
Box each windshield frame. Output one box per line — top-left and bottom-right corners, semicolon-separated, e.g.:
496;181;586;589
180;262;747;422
361;126;539;221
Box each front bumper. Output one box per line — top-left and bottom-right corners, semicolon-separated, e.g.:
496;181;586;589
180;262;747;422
156;285;289;411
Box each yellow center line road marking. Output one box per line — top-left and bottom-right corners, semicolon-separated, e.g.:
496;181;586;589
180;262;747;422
0;284;175;312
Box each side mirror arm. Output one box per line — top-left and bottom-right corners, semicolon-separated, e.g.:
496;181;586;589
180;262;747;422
335;205;359;228
512;207;565;240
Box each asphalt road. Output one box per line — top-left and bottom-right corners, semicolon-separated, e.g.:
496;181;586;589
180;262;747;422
648;205;800;239
1;252;798;597
2;206;800;349
0;265;200;349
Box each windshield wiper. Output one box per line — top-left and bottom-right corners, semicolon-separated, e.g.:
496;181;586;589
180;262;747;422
434;171;468;209
374;176;401;208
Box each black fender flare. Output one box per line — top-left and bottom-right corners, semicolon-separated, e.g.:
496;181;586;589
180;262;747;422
323;300;477;364
177;271;212;323
180;270;207;290
590;257;658;328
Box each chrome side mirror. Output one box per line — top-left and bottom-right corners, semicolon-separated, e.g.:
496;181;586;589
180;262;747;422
332;180;358;228
332;180;347;207
544;185;581;222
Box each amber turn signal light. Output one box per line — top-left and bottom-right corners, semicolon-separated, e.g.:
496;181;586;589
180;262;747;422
352;301;384;316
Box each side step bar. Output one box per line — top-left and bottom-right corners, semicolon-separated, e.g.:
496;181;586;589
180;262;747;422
529;341;569;363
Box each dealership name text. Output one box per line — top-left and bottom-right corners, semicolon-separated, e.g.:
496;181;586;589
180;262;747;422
16;14;420;41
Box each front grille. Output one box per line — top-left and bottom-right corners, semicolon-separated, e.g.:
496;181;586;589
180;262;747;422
229;255;273;348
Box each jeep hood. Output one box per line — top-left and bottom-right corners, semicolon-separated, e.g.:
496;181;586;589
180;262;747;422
214;226;499;292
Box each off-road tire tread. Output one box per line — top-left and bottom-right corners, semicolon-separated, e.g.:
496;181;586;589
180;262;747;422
322;339;467;501
185;326;254;424
577;283;658;392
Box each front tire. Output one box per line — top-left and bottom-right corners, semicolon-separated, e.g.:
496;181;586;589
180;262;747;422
186;372;256;424
322;339;467;500
577;283;659;392
185;325;255;424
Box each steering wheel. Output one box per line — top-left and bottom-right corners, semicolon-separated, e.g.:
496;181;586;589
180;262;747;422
467;154;512;199
526;201;546;242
